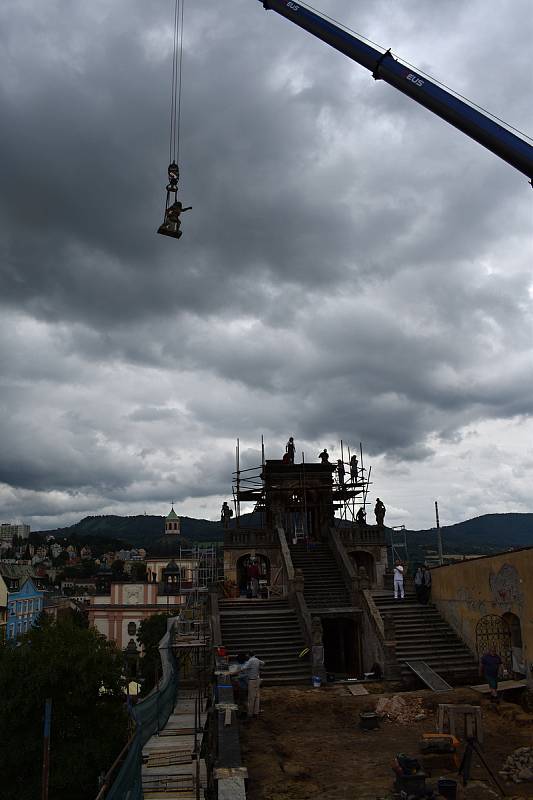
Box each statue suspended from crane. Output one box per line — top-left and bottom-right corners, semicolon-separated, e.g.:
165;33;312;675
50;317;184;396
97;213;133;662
157;161;191;239
157;0;191;240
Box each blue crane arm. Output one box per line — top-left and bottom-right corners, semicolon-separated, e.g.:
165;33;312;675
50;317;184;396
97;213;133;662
259;0;533;181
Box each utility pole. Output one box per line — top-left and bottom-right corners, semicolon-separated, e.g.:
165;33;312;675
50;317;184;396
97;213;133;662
435;501;443;566
42;698;52;800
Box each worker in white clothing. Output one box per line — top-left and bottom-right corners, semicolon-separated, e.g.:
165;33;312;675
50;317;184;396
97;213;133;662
393;562;405;599
240;652;266;719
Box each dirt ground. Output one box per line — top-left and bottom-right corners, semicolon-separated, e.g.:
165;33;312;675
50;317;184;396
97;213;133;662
240;684;533;800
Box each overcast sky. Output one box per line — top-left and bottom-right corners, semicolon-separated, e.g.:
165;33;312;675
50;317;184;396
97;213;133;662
1;0;532;532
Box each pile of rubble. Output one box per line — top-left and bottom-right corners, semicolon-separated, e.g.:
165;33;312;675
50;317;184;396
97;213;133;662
375;694;426;725
499;747;533;783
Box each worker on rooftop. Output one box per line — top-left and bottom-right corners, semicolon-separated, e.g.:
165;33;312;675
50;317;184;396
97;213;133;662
318;448;329;463
356;506;366;526
337;459;345;485
350;454;358;483
286;437;295;464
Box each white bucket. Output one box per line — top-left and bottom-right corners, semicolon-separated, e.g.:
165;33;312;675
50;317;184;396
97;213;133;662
312;675;321;689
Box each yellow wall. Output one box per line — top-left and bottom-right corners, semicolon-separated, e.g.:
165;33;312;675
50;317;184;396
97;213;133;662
431;548;533;688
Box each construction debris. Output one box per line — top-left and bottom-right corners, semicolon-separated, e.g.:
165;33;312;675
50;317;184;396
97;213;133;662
375;694;426;725
499;747;533;783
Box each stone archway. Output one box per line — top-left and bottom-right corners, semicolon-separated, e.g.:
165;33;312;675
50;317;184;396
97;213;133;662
348;550;376;585
502;612;525;676
236;553;271;596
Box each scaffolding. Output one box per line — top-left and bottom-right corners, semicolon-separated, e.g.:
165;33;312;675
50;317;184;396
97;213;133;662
389;525;408;568
230;437;372;539
166;545;218;686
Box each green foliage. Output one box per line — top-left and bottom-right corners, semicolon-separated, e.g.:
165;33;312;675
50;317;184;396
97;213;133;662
37;513;226;547
130;562;147;582
0;615;128;800
110;559;125;580
137;613;171;695
53;550;70;567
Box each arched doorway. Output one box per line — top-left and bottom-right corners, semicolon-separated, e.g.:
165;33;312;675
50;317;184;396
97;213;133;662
502;612;525;676
475;614;512;671
236;554;271;597
349;551;376;585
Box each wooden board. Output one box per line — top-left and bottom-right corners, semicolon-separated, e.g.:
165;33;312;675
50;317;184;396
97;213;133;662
346;684;369;696
470;679;526;693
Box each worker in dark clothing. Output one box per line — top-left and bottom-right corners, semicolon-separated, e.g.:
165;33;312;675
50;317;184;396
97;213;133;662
374;498;386;526
337;459;345;485
356;506;366;526
319;449;329;463
350;454;358;483
247;558;260;598
480;647;503;701
414;566;424;603
286;437;295;464
421;565;432;604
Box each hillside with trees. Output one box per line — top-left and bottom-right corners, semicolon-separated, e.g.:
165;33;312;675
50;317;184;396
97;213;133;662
35;512;533;558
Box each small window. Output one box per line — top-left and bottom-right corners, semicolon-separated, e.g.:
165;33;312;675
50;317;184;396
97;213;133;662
127;622;137;636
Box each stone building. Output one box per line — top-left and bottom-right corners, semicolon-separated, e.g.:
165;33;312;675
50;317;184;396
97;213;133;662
87;579;185;650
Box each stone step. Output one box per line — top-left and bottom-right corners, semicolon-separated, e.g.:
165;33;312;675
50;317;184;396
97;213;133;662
224;639;306;649
221;626;303;636
219;608;296;616
397;645;475;656
219;601;290;606
222;635;304;645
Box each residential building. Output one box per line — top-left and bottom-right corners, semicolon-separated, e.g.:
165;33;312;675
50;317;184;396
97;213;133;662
6;577;45;641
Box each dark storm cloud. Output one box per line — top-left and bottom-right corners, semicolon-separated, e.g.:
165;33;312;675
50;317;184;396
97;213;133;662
0;0;532;527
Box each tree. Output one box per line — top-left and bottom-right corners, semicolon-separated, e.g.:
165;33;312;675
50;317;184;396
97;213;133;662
130;562;147;582
0;615;129;800
137;613;171;695
110;559;125;581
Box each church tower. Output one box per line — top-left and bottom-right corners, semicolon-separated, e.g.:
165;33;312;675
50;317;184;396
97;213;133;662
165;504;180;536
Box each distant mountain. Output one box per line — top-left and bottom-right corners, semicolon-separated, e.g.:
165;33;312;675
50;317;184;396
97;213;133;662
36;512;533;557
401;513;533;563
38;514;225;547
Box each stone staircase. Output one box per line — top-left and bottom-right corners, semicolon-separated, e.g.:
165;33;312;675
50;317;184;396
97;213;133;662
289;541;352;610
371;590;479;685
219;598;311;685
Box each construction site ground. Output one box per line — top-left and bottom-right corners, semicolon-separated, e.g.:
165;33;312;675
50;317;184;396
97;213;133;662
240;684;533;800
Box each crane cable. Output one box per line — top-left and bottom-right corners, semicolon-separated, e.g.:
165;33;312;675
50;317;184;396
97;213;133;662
169;0;185;165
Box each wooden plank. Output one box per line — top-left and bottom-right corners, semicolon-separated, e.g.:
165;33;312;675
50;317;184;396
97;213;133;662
345;684;369;696
470;679;526;693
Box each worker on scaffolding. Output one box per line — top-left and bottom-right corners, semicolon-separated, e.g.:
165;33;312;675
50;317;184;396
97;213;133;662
374;498;386;527
318;448;329;463
350;454;358;483
285;436;296;464
336;459;345;486
221;501;233;529
356;506;366;526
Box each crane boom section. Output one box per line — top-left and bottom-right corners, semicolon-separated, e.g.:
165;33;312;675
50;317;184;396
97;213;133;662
259;0;533;181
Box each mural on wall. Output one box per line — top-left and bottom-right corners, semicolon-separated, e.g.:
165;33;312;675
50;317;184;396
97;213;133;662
489;563;523;608
456;586;487;614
